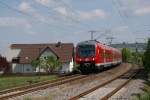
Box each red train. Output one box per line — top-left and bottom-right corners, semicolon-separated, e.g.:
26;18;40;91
75;40;122;73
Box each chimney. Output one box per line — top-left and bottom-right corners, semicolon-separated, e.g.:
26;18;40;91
56;41;61;47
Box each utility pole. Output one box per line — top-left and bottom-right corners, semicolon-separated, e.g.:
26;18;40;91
88;30;96;40
135;42;138;64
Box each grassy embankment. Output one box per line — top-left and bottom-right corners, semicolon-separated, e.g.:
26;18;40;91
0;75;58;90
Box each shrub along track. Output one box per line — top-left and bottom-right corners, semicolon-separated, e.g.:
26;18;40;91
69;64;139;100
15;63;132;100
0;74;88;100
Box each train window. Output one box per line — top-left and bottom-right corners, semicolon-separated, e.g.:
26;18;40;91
78;45;95;57
102;53;113;58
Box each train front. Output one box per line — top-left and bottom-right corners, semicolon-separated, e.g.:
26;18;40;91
75;41;97;73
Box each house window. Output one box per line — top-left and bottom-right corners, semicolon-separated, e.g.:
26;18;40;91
26;68;30;72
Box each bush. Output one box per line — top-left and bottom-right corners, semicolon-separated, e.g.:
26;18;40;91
72;66;81;74
144;39;150;72
122;48;132;62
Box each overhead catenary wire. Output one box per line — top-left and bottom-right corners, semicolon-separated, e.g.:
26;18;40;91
33;0;91;30
111;0;149;40
110;0;137;44
57;0;92;30
56;0;80;23
94;29;112;40
89;0;133;43
111;0;128;26
0;1;32;17
0;1;60;29
53;0;98;38
114;0;150;43
0;0;100;44
0;0;86;33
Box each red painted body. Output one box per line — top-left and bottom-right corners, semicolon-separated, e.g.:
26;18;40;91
75;40;122;67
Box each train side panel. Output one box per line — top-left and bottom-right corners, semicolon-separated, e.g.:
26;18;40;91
95;43;105;66
105;47;113;66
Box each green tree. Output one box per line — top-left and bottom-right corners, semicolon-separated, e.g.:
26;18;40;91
31;59;41;72
32;56;62;74
31;58;41;78
122;48;132;62
131;52;144;64
142;52;146;66
44;56;62;73
144;38;150;72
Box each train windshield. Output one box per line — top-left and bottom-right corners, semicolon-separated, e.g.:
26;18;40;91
78;45;95;57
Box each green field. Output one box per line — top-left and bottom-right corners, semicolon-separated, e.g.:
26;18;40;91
0;75;58;90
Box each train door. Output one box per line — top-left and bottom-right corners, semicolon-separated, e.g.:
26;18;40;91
104;46;106;64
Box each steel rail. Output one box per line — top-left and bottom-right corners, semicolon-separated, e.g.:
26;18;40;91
0;74;87;100
0;74;82;95
69;67;131;100
101;69;140;100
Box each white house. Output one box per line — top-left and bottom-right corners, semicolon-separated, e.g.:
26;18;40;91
11;42;74;73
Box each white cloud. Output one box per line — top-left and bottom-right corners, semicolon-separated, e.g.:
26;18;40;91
78;9;107;20
35;0;57;7
118;0;150;16
53;7;107;21
113;26;129;32
18;2;55;26
35;0;71;7
35;0;107;21
35;0;50;6
134;6;150;16
35;0;73;21
18;2;34;13
0;17;31;28
54;7;68;16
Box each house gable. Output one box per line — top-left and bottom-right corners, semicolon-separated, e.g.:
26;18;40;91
39;47;57;59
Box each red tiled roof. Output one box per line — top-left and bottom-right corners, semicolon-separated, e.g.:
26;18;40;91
11;43;74;64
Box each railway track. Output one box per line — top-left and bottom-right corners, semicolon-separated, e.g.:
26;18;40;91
21;63;131;100
0;63;133;100
69;64;139;100
0;74;79;95
0;74;87;100
101;69;139;100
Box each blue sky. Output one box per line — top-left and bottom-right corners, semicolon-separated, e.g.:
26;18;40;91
0;0;150;60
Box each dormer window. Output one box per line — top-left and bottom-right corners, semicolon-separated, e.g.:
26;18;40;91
12;57;20;63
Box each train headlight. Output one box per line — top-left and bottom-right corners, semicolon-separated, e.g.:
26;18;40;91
92;58;95;61
79;59;82;61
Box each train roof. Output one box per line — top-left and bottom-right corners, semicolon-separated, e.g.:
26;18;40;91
77;40;99;46
77;40;112;48
77;40;121;53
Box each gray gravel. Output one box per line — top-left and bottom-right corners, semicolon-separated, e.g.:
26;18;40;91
109;79;145;100
80;79;126;100
79;65;145;100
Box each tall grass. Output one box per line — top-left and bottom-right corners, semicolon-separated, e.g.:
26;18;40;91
0;75;57;90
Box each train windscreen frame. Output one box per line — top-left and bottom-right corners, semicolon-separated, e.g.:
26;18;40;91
78;45;95;57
